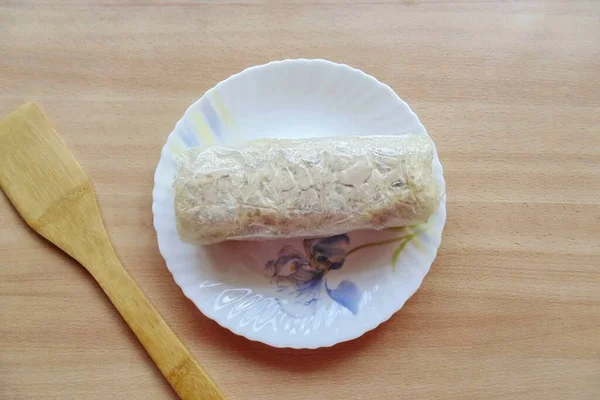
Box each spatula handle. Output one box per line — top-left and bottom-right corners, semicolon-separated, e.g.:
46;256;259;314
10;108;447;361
90;244;225;400
0;103;224;399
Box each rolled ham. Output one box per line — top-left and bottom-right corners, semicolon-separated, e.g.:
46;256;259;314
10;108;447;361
174;135;441;244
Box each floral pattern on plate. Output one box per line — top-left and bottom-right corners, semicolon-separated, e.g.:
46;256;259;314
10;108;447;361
266;234;360;317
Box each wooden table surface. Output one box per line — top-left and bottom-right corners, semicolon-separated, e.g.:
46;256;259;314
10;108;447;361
1;1;599;399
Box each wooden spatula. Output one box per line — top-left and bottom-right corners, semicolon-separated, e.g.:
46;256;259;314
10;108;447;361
0;103;225;400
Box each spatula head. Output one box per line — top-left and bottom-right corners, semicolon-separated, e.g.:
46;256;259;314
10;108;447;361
0;102;108;268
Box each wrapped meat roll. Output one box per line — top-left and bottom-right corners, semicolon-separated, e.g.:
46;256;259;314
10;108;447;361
174;135;441;244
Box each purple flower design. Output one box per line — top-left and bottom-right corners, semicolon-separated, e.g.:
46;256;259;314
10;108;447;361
265;234;361;317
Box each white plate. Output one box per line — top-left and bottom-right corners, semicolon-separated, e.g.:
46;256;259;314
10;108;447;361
152;59;446;349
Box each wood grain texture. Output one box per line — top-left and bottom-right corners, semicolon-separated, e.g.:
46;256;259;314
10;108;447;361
0;103;224;400
1;1;599;399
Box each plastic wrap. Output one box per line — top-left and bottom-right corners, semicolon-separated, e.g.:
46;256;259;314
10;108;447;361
174;135;441;245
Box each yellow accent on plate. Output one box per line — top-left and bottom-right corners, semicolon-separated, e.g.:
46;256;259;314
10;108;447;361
212;92;235;130
168;137;185;158
190;109;216;146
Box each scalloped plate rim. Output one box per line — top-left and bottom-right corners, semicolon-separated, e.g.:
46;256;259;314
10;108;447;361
152;58;446;349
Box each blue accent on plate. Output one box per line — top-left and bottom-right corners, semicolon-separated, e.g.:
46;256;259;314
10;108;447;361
325;280;361;315
180;127;201;148
199;97;224;138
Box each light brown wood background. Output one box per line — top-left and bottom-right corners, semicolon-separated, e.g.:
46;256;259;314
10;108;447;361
1;1;599;399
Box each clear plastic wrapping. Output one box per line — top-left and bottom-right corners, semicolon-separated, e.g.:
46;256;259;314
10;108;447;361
174;135;441;245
